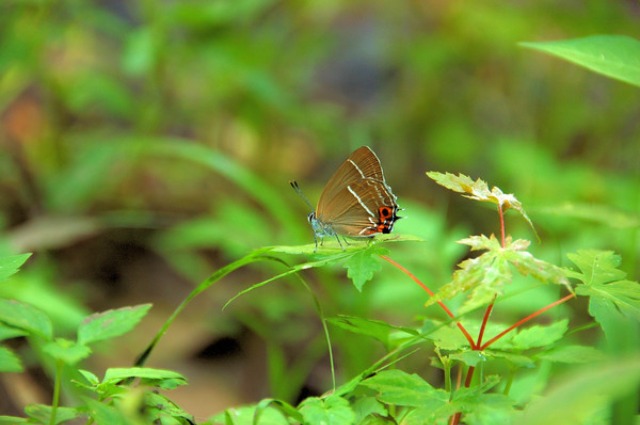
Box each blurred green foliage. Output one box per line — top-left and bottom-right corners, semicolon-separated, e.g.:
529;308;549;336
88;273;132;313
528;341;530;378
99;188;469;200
0;0;639;418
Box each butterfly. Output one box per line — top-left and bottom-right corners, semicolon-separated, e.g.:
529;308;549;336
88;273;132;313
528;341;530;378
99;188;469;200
291;146;401;249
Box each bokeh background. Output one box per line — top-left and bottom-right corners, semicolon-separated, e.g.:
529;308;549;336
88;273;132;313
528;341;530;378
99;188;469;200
1;0;639;421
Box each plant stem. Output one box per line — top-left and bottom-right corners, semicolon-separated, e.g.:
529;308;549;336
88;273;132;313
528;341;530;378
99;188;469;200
476;299;496;349
379;255;475;347
49;359;62;425
480;293;575;350
498;202;506;248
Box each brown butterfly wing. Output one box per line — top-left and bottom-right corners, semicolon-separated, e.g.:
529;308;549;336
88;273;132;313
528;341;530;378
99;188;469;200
324;179;398;237
315;146;399;237
316;146;387;222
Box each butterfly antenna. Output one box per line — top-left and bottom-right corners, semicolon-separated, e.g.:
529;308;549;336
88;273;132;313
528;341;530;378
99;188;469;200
289;180;315;211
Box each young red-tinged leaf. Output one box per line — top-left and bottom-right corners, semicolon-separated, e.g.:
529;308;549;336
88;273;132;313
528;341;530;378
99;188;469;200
520;35;640;88
42;338;92;365
425;236;570;314
78;304;152;345
427;172;536;234
0;345;23;372
0;299;53;340
299;395;355;425
0;253;31;282
359;370;449;409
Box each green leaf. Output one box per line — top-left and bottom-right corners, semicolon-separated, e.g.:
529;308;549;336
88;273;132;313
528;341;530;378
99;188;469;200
510;319;568;350
569;250;640;343
103;367;187;389
299;395;355;425
42;338;92;365
0;254;31;282
345;246;385;292
0;345;23;372
453;387;514;425
208;404;291;425
426;236;570;313
0;323;27;341
520;35;640;88
359;369;449;409
0;416;28;424
352;397;388;423
143;392;195;424
328;315;418;349
536;345;605;364
426;172;536;232
449;350;488;367
78;304;152;345
0;299;53;339
515;356;640;425
24;404;80;425
84;398;129;425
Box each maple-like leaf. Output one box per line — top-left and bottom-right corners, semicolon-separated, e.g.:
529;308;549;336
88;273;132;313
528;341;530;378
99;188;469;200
425;235;570;314
569;250;640;341
426;172;536;236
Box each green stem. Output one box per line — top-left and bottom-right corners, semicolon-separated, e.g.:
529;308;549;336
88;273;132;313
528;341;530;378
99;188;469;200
49;360;62;425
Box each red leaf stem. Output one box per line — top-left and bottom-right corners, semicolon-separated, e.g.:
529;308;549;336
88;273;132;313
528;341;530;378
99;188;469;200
379;255;475;347
480;293;576;350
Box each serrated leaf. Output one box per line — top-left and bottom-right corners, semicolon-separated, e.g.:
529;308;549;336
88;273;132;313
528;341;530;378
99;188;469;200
520;35;640;88
427;172;536;233
103;367;187;389
0;345;23;372
345;246;385;292
359;370;449;408
78;304;152;345
426;236;570;314
0;254;31;282
0;299;53;339
42;338;92;365
569;250;640;325
453;389;514;425
510;319;568;350
299;395;355;425
536;345;605;364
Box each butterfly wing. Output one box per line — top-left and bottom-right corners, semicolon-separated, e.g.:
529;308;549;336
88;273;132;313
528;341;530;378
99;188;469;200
315;146;399;237
316;146;386;221
322;178;399;237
